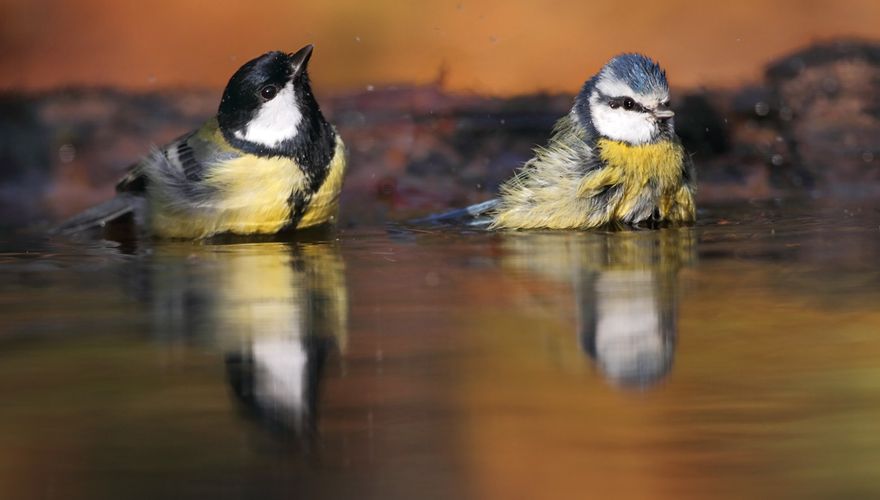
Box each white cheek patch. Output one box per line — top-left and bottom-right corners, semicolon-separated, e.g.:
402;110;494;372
234;82;302;147
589;93;659;145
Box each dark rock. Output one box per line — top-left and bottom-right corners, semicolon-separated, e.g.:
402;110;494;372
766;39;880;81
765;39;880;189
0;93;52;220
674;92;730;158
730;85;776;120
1;39;879;227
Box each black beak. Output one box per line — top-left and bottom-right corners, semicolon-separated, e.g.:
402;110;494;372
289;44;314;78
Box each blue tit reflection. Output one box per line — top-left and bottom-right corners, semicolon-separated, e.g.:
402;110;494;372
578;269;676;388
503;228;693;388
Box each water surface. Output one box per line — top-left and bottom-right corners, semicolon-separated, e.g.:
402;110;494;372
2;200;880;499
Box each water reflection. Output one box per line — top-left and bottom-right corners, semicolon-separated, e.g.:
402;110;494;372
146;241;348;442
502;228;694;388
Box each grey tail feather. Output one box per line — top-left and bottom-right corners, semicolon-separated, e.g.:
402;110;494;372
409;198;500;227
50;193;140;235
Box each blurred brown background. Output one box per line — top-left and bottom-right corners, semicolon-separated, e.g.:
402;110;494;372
0;0;878;226
1;0;878;94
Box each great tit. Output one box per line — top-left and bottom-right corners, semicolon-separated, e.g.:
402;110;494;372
55;45;346;239
423;53;696;229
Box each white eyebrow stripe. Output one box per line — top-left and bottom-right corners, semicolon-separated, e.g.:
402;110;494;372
595;75;635;99
596;73;670;107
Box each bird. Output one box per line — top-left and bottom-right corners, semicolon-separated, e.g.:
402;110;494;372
54;44;346;239
422;53;696;230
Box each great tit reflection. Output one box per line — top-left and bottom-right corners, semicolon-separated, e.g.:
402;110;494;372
146;241;347;441
503;228;694;388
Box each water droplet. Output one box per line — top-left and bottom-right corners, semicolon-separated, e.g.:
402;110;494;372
771;154;784;166
366;84;375;92
862;151;875;163
355;36;361;43
58;144;76;163
754;102;770;117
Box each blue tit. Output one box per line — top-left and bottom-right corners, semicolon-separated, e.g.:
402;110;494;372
54;45;346;239
424;53;696;229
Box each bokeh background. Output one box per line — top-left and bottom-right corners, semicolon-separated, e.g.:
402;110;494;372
1;0;878;94
0;0;878;226
2;4;880;500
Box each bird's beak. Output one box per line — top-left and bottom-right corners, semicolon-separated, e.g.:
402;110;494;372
289;44;314;78
653;109;675;119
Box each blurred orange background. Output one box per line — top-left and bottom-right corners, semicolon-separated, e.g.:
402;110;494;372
0;0;877;95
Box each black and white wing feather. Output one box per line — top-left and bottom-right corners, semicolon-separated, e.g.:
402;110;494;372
53;121;238;234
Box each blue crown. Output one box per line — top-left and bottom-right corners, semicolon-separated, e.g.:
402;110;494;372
603;54;668;94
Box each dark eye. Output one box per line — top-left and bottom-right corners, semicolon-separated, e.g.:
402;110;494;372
609;99;620;109
623;97;635;110
260;85;278;100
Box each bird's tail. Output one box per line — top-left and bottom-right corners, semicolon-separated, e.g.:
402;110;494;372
409;198;500;227
50;193;141;235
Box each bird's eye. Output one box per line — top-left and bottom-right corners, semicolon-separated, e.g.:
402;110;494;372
260;85;279;100
609;99;620;109
623;97;635;110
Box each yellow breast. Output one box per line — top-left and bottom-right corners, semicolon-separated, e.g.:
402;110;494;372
150;155;305;238
596;139;684;190
296;138;347;229
593;139;692;222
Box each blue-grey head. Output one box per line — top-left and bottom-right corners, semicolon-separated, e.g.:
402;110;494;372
575;54;674;145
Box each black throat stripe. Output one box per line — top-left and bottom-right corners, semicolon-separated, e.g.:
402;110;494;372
285;132;338;230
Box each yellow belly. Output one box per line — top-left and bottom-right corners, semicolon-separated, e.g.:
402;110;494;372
150;155;301;238
589;138;694;223
297;138;347;229
149;138;346;239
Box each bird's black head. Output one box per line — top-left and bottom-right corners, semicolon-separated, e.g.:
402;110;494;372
217;45;335;162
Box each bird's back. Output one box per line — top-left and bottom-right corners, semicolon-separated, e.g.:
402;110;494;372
492;114;610;229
